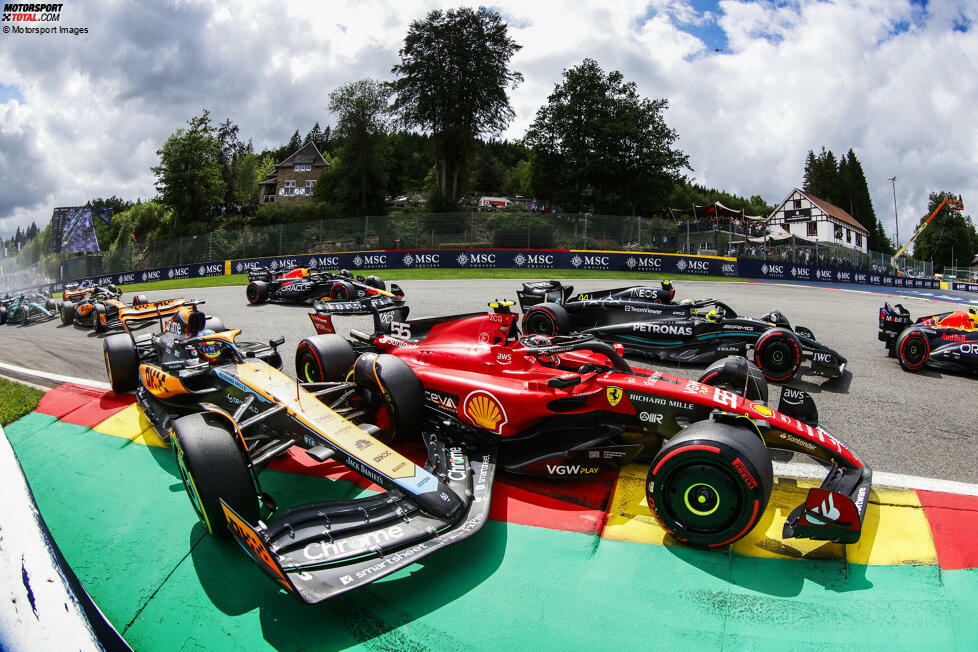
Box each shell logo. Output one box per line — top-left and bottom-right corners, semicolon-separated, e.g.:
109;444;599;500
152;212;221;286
462;390;508;434
750;403;774;418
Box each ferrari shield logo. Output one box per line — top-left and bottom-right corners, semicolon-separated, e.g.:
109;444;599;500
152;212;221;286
606;386;623;407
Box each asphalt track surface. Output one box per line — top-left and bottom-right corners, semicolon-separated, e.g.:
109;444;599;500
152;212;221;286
2;277;977;484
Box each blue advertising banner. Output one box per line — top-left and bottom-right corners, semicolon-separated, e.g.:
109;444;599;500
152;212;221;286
953;282;978;293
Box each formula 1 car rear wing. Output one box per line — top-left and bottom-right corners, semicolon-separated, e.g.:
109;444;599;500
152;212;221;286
221;419;497;603
118;298;190;334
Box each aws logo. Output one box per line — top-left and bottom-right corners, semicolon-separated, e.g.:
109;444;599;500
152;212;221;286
462;390;508;434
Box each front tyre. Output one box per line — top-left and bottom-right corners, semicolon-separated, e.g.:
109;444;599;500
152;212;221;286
697;355;768;403
752;327;802;382
60;301;75;326
647;421;773;548
522;302;571;336
354;353;424;441
246;281;269;305
295;334;356;383
331;280;354;301
103;333;139;392
171;412;258;539
92;303;107;332
896;328;930;372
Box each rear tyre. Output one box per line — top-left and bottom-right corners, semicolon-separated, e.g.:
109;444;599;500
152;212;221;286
697;356;768;403
647;421;772;547
896;328;930;372
0;306;6;325
246;281;269;305
45;298;57;312
295;334;356;383
103;333;139;392
354;352;424;441
752;328;802;382
365;275;386;291
522;302;571;336
60;301;75;326
171;412;258;539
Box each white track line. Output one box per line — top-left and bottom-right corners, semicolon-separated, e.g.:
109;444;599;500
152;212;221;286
4;361;978;498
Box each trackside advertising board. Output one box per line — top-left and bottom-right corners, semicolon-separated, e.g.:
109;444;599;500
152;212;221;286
952;282;978;293
17;249;940;294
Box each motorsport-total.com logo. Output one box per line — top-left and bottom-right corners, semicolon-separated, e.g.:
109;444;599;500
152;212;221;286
2;3;62;21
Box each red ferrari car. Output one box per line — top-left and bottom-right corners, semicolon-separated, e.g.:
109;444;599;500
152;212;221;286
299;302;872;548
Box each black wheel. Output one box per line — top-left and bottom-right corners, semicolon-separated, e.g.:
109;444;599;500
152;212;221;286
331;280;354;301
203;316;226;332
21;305;30;326
60;301;75;326
171;412;258;539
365;275;386;291
353;352;424;441
246;281;268;305
0;306;6;325
896;328;929;372
103;333;139;392
295;334;356;383
45;298;56;312
752;328;802;382
697;355;768;403
133;294;149;306
92;303;107;332
647;421;773;548
522;302;571;336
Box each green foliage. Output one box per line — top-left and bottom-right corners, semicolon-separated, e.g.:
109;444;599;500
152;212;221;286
388;7;522;204
525;58;689;215
802;147;839;202
911;192;975;270
110;201;174;247
254;202;328;224
152;110;225;232
669;181;773;217
0;377;44;426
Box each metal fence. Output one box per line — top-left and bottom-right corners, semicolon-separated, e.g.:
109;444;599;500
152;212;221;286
55;212;932;282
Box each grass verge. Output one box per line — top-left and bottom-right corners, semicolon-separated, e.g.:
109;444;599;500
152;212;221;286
104;269;743;295
0;376;45;426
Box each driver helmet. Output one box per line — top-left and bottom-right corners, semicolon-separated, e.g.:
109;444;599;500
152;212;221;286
970;307;977;328
107;283;118;294
522;334;552;347
340;268;354;279
196;329;223;362
705;309;720;322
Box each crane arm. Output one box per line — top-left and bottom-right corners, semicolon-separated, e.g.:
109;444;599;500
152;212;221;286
890;195;963;269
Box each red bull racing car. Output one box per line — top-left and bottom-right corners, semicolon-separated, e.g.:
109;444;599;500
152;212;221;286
879;302;978;373
245;265;405;314
102;302;492;603
301;301;872;550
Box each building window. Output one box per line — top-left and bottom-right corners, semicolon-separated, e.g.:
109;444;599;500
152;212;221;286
295;163;311;172
856;233;862;247
834;226;843;240
305;180;316;195
792;199;801;209
846;229;852;243
807;221;817;237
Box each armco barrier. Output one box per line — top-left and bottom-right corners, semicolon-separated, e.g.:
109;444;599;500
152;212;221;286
12;248;943;295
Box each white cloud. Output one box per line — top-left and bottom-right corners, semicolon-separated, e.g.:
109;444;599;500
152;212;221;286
0;0;975;250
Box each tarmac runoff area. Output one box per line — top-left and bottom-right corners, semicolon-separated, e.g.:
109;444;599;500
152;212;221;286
1;277;977;649
0;378;976;649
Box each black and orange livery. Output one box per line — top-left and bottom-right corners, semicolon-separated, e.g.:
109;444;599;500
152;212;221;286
102;302;494;603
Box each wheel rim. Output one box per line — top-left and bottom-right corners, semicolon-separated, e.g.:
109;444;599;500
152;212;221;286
904;337;926;364
762;341;792;374
301;356;320;383
530;314;555;335
175;446;208;526
661;462;742;533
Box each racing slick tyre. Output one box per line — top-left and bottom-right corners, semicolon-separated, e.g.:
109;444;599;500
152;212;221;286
647;421;773;548
295;334;356;383
45;298;57;312
365;275;386;291
246;281;269;305
133;294;149;306
171;412;259;539
92;303;107;333
353;352;424;441
752;327;803;383
103;333;139;392
697;356;768;403
0;306;6;325
330;280;355;302
21;306;30;326
522;302;571;337
896;328;930;372
59;302;75;326
203;316;226;333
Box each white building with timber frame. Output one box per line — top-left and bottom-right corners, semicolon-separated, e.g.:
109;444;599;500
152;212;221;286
767;189;869;253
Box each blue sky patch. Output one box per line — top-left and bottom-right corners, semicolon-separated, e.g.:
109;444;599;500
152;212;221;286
0;83;25;104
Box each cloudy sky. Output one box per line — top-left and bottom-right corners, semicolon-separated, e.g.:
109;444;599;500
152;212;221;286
1;0;975;248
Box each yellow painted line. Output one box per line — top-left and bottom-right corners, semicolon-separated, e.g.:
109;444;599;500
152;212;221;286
602;463;938;566
92;403;168;448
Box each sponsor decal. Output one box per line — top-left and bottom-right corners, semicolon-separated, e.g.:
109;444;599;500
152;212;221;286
721;262;736;275
780;387;806;405
308;312;335;334
546;464;601;475
958;344;978;354
302;526;405;560
639;411;663;424
781;432;816;451
854;486;868;513
713;387;738;409
512;252;554;268
627;256;663;271
606;386;623;407
199;263;224;276
462;390;508;434
456;252;496;268
447;447;467;482
750;403;774;418
942;333;965;342
496;351;512;365
632;322;692;336
813;352;834;364
732;458;757;489
808;493;840;524
424;388;458;412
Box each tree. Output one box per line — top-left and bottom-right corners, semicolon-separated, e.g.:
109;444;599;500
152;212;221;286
305;122;330;153
912;191;976;271
217;118;249;207
152;110;225;232
318;79;391;216
474;155;503;194
802;147;839;203
388;7;523;209
525;58;689;214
